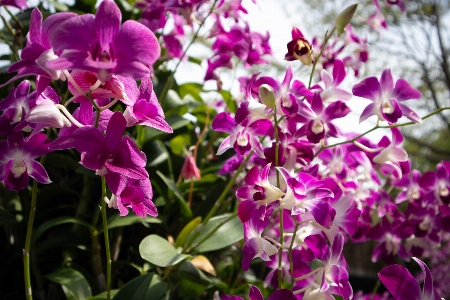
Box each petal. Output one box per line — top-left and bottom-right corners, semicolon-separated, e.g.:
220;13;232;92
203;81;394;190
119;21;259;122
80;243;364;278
393;79;421;101
238;200;257;222
249;285;264;300
95;0;121;52
29;160;51;184
412;257;441;300
105;111;126;151
380;69;394;94
398;103;422;124
4;159;29;191
378;264;421;300
332;60;346;86
359;103;376;123
323;101;350;121
51;14;95;52
113;20;160;66
245;166;260;185
352;77;380;101
216;136;232;155
212;112;235;133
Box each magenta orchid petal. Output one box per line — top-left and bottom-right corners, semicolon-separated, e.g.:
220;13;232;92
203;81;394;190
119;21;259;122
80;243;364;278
412;257;441;300
380;97;402;123
332;59;346;86
28;160;51;184
380;69;394;93
322;101;351;121
216;136;232;155
359;102;376;123
249;285;264;300
398;103;422;124
105;112;127;151
352;76;380;101
378;264;421;300
95;0;121;52
212;112;236;133
393;79;421;101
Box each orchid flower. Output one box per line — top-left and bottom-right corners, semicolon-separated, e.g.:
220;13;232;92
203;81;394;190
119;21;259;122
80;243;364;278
353;68;422;124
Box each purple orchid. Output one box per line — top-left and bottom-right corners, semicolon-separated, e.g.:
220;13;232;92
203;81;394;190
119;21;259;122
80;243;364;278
48;0;160;83
290;92;350;143
1;9;77;89
237;164;284;222
372;128;409;179
212;112;272;158
242;207;278;271
277;167;335;229
0;80;36;136
353;68;422;124
0;133;52;191
312;60;353;103
105;173;157;217
50;111;148;180
378;257;442;300
123;76;172;132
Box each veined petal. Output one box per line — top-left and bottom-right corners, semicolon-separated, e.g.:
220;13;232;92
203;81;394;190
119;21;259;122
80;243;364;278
105;112;126;151
332;60;346;86
398;103;422;124
393;79;421;101
359;103;376;123
380;69;394;94
212;112;236;133
113;20;160;66
217;136;232;155
95;0;121;52
378;264;421;300
51;14;95;52
352;76;380;101
413;257;441;300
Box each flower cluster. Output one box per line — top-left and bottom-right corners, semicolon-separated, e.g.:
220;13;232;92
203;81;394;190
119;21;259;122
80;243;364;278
211;28;448;296
0;0;171;217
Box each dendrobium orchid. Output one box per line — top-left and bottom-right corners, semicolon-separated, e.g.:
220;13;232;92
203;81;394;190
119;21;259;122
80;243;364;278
353;68;422;124
237;164;284;222
212;112;273;158
48;0;160;83
285;26;313;65
0;133;52;191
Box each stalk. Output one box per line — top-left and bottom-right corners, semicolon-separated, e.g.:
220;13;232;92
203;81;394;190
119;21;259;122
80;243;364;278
23;179;38;300
100;176;112;300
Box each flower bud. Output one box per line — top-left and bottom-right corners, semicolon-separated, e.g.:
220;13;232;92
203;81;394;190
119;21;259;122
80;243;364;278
180;154;201;181
258;84;276;109
284;26;313;65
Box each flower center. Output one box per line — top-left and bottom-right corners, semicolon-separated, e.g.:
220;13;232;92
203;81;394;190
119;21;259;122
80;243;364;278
311;119;324;135
12;160;26;177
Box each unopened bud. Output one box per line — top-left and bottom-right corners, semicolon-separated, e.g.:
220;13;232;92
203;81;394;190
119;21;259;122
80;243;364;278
258;84;276;109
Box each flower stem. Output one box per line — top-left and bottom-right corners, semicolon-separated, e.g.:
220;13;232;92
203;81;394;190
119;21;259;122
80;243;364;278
23;179;38;300
273;111;284;287
314;106;450;158
308;26;336;89
100;176;112;300
289;222;300;287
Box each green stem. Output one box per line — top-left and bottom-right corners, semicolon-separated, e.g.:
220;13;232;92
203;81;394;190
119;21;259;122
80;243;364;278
308;26;336;89
288;222;299;287
184;150;254;251
314;106;450;159
370;279;381;300
23;179;38;300
273;112;283;287
158;0;219;102
100;177;112;300
4;6;23;30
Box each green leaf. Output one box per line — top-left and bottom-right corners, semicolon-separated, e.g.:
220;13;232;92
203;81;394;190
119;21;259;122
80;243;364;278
178;83;204;102
105;213;162;231
219;90;237;113
177;261;214;298
113;273;168;300
33;217;95;243
46;268;92;300
156;171;192;218
139;235;191;267
169;134;189;156
335;3;358;37
87;290;119;300
0;207;18;225
144;140;168;166
189;214;243;252
175;216;202;248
